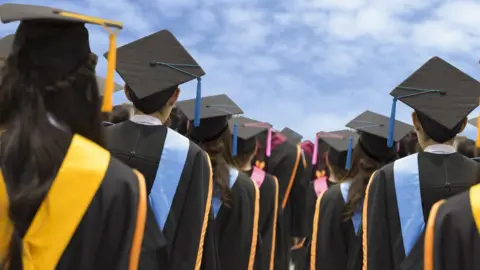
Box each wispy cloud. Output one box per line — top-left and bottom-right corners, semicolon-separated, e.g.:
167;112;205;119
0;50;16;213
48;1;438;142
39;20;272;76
2;0;480;139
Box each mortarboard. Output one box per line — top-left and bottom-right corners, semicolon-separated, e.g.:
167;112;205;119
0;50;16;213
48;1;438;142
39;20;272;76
109;30;205;125
176;94;243;143
96;75;123;97
316;130;359;170
387;56;480;147
228;116;271;156
468;117;478;127
347;110;412;162
0;3;123;113
281;127;303;145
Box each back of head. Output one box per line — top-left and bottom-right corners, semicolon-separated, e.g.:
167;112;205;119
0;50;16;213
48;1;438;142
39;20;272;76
111;104;133;124
415;110;465;145
169;106;188;135
398;130;419;158
0;20;104;268
343;132;398;219
189;127;235;205
455;136;475;158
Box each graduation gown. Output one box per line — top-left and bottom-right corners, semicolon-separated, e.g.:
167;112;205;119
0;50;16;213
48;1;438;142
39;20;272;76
363;151;478;270
424;184;480;270
106;120;212;270
0;134;146;270
213;167;260;270
310;180;362;270
247;168;279;270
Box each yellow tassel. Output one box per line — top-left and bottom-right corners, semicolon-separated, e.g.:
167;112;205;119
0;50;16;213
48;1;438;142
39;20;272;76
476;113;480;148
101;32;117;113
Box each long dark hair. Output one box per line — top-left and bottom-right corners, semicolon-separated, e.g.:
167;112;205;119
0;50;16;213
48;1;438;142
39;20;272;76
197;129;235;205
343;144;394;219
0;49;104;269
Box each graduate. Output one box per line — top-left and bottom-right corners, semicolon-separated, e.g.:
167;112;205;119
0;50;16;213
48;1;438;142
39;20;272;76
105;30;213;270
0;3;146;269
255;125;305;269
310;111;412;270
363;57;480;270
229;116;279;270
177;94;260;270
424;182;480;270
281;127;303;145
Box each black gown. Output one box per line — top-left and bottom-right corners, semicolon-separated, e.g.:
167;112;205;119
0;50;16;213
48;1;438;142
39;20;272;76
310;180;363;270
262;140;305;269
0;134;146;270
424;184;480;270
213;168;260;270
363;151;478;270
106;120;213;270
246;168;279;270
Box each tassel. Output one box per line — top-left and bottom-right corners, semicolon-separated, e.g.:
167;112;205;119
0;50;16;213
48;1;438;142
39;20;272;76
387;98;397;148
312;134;319;165
266;127;272;157
232;123;238;156
345;136;353;170
194;77;201;127
101;32;117;112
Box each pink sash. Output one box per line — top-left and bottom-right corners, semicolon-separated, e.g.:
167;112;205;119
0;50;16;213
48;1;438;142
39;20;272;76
250;166;266;187
313;176;328;196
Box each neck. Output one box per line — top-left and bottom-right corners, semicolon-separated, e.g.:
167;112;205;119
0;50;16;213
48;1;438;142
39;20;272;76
421;139;454;150
240;162;252;172
150;111;169;124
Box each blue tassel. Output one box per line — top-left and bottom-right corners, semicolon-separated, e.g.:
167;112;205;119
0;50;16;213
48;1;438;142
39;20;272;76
345;136;353;170
194;77;202;127
232;124;238;156
387;98;397;148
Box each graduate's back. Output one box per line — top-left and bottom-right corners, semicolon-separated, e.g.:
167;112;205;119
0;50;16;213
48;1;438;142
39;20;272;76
0;4;146;269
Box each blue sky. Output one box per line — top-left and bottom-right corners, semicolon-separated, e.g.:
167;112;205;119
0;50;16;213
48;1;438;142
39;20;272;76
1;0;480;140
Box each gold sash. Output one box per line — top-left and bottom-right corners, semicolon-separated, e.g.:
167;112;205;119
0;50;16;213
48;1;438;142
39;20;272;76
0;134;110;269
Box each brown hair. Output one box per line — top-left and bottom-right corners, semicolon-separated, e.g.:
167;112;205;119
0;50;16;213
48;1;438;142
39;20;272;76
198;129;236;205
343;144;394;220
326;153;350;182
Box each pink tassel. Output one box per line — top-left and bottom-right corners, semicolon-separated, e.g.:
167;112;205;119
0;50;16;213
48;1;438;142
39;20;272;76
266;127;272;157
312;134;319;165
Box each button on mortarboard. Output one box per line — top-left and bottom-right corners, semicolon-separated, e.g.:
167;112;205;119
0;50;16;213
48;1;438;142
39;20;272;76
109;29;205;126
387;56;480;146
0;3;123;113
176;94;243;143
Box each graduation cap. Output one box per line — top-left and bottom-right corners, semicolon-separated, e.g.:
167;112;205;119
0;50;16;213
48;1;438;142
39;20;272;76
468;117;478;127
176;94;243;143
96;75;123;97
109;30;205;125
228;116;273;157
316;130;359;170
281;127;303;144
347;110;413;162
0;3;123;113
388;56;480;147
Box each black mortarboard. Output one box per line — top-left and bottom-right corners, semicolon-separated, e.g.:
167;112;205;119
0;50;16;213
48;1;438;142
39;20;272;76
229;116;270;156
109;30;205;124
176;94;243;143
387;56;480;147
0;3;123;113
316;130;359;169
347;110;412;162
96;75;123;97
281;127;303;144
468;117;478;127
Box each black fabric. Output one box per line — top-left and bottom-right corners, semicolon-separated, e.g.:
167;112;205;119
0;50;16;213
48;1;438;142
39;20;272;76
106;121;214;270
364;152;479;270
416;110;464;143
126;85;176;114
358;132;398;162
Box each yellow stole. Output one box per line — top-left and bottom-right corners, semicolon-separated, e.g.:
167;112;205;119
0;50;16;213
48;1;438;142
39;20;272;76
0;134;110;269
470;184;480;235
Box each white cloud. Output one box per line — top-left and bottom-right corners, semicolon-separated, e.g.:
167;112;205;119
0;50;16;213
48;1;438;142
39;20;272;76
3;0;480;140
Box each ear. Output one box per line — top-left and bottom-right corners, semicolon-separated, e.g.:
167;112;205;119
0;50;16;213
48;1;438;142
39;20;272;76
458;118;467;133
123;84;132;102
168;88;181;106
